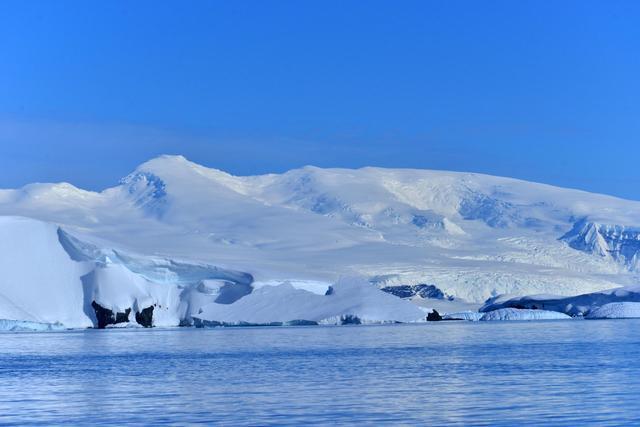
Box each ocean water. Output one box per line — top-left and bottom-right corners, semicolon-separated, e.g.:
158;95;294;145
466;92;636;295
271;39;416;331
1;320;640;426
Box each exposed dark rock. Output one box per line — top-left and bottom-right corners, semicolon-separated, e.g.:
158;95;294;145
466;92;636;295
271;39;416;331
179;318;194;327
426;309;443;321
412;214;432;228
339;314;362;325
285;319;318;326
381;284;450;300
193;318;218;328
560;218;640;270
91;301;131;329
115;309;131;324
411;211;446;230
324;286;334;296
135;305;154;328
458;193;517;228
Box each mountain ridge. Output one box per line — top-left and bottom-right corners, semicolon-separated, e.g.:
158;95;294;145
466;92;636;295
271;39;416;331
0;154;639;305
5;153;639;204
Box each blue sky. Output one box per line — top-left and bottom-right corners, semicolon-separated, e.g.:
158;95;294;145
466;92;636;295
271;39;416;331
1;0;639;199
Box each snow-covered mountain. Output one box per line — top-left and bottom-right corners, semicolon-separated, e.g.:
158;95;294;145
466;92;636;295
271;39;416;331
1;155;639;328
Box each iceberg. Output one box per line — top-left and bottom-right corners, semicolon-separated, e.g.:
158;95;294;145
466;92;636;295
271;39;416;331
0;319;65;332
0;217;425;328
481;285;640;317
194;277;426;326
585;302;640;319
479;308;571;321
442;311;483;321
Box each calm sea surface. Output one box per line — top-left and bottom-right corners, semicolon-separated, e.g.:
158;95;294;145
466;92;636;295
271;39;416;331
1;320;639;426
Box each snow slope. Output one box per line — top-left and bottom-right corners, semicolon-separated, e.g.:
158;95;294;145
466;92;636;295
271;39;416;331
1;155;640;326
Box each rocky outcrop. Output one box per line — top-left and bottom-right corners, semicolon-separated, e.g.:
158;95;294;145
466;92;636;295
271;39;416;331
91;301;155;329
135;306;154;328
426;309;443;321
381;284;451;300
561;218;640;270
91;302;131;329
338;314;362;325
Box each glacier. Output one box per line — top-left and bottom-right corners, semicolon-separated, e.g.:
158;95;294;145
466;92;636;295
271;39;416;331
1;155;640;328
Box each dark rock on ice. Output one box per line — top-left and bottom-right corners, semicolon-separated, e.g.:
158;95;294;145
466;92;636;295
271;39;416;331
91;301;131;329
339;314;362;325
381;284;449;300
135;305;154;328
427;309;443;321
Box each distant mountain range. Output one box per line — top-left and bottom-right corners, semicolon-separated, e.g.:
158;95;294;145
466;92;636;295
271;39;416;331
1;155;639;328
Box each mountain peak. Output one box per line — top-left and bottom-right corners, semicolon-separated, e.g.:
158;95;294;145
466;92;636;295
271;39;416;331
135;154;193;172
133;154;236;180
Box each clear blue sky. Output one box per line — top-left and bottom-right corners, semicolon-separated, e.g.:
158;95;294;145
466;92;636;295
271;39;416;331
1;0;639;199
